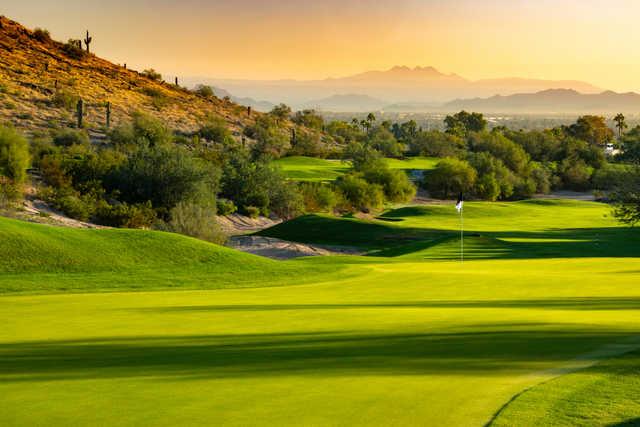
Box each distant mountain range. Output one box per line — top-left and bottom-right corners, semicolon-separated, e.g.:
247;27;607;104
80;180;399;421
443;89;640;113
185;66;603;107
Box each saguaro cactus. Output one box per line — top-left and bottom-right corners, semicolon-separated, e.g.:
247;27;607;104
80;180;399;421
175;77;179;86
76;99;84;128
291;128;297;145
105;102;111;128
247;106;252;117
84;30;92;53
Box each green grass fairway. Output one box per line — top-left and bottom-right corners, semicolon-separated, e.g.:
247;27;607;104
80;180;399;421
273;155;437;181
2;199;640;426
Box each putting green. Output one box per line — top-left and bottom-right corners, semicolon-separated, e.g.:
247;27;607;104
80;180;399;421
1;199;639;426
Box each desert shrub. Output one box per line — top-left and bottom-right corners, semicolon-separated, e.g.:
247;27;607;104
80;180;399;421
0;176;22;206
17;112;33;120
343;141;382;171
52;128;89;147
270;104;292;122
289;131;327;158
0;125;30;184
156;202;226;244
244;206;260;218
141;69;162;81
292;109;324;130
424;158;476;199
299;182;337;213
367;126;403;158
409;130;465;158
361;159;416;203
94;201;156;228
39;155;71;188
198;116;234;144
62;39;85;59
141;87;169;109
106;145;219;213
245;115;290;159
33;28;51;42
51;89;80;110
108;112;173;148
195;85;215;98
220;148;301;218
45;188;94;221
216;198;237;216
335;173;384;213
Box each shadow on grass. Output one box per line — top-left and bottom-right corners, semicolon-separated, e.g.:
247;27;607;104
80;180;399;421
260;215;640;260
139;297;640;312
1;325;638;382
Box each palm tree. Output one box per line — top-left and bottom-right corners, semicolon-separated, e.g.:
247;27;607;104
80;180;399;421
613;113;628;139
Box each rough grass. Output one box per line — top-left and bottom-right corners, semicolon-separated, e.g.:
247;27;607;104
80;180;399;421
1;199;639;426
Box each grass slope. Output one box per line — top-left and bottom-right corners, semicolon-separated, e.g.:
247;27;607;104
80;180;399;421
1;199;640;426
274;155;437;181
492;349;640;426
0;217;349;293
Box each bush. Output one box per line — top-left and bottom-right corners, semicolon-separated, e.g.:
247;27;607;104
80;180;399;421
424;158;477;199
343;141;382;171
106;145;218;213
244;206;260;218
51;89;80;110
195;85;215;98
0;176;22;207
292;109;324;130
108;112;173;148
33;28;51;43
299;182;337;213
367;126;403;158
289;131;327;158
0;125;30;184
198;116;234;144
245;115;290;159
409;130;465;158
95;201;156;228
216;198;237;216
559;158;593;190
52;128;89;147
335;173;384;213
62;39;85;59
361;160;416;203
46;189;94;221
141;69;162;81
158;202;226;244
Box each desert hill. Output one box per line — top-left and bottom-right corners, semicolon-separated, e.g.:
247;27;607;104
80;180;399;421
0;16;272;137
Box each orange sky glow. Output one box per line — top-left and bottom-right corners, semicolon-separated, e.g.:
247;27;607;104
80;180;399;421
3;0;640;91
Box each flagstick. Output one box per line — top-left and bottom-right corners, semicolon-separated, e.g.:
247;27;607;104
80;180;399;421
460;206;464;263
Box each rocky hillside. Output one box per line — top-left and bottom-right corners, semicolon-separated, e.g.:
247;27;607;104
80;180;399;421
0;16;272;137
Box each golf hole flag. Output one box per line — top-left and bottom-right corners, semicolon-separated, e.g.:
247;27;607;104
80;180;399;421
455;193;463;212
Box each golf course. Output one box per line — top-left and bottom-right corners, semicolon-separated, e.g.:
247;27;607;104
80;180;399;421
273;156;438;181
2;198;639;426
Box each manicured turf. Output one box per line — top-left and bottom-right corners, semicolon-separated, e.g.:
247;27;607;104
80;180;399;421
492;349;640;426
1;199;639;426
273;155;437;181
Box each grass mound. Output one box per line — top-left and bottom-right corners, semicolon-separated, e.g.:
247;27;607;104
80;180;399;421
0;217;349;293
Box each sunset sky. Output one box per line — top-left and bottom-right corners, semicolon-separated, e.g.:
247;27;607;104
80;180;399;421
3;0;640;91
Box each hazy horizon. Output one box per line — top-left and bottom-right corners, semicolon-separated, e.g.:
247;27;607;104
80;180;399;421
3;0;640;92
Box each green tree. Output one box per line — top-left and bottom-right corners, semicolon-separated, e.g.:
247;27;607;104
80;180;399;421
0;125;30;184
445;111;487;136
424;158;477;199
565;115;614;146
